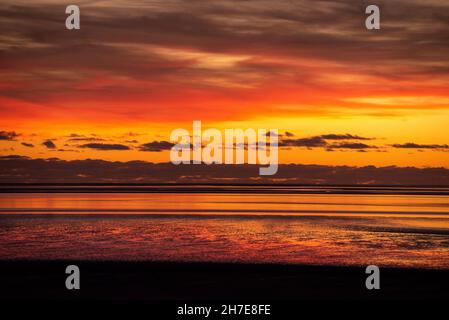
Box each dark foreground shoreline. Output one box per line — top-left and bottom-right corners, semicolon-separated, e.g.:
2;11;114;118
0;260;448;301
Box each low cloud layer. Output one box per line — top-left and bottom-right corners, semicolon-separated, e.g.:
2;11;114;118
0;156;448;185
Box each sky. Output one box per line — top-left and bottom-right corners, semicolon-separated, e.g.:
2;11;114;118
0;0;448;170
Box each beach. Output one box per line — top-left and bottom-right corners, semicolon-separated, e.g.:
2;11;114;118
0;186;448;301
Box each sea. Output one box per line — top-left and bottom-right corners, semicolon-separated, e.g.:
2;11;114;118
0;186;448;269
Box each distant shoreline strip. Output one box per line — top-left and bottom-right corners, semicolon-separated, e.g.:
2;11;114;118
1;208;448;215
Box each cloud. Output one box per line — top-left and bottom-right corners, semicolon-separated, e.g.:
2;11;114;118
278;133;374;148
0;0;448;124
318;134;372;140
21;142;34;147
64;133;107;142
0;155;29;160
279;136;327;148
139;141;175;152
78;143;130;150
54;148;80;152
264;130;280;137
328;142;377;149
42;140;56;149
0;157;448;185
264;131;295;139
0;131;19;140
391;143;449;149
67;137;106;142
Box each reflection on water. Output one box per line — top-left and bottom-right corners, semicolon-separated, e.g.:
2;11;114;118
0;192;448;268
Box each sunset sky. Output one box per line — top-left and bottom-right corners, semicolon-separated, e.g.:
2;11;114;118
1;0;448;168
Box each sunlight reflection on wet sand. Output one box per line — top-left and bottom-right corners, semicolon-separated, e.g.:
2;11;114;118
0;192;448;269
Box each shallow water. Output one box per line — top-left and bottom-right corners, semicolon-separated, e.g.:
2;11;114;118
0;191;448;268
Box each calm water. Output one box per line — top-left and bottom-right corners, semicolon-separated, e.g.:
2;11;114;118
0;190;449;269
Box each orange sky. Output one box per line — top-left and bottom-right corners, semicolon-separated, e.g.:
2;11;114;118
0;0;448;168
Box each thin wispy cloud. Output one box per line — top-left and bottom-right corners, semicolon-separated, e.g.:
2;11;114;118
78;143;130;151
